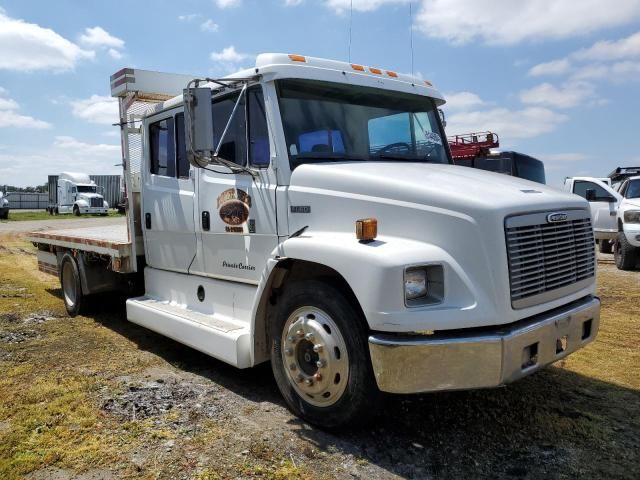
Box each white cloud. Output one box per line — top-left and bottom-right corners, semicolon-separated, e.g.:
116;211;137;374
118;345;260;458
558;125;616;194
70;95;119;125
215;0;242;8
571;60;640;82
200;19;220;33
285;0;304;5
79;26;124;49
443;91;485;111
324;0;410;13
0;89;50;129
415;0;640;45
519;81;595;109
446;107;567;139
528;59;571;77
0;9;94;72
573;31;640;62
211;45;249;63
0;137;120;187
108;48;122;60
178;14;201;22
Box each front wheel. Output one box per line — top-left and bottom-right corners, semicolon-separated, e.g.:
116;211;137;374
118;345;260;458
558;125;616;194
73;205;80;216
270;280;379;429
615;231;638;270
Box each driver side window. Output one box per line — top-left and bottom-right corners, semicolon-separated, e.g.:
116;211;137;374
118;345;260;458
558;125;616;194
573;181;610;201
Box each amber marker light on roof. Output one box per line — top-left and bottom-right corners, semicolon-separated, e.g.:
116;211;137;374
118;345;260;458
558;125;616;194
356;218;378;243
386;71;398;78
369;67;382;74
424;80;433;87
288;54;306;62
351;64;365;71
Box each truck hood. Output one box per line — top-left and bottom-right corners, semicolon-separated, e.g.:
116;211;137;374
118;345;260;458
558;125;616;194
78;193;103;200
289;161;586;214
621;198;640;209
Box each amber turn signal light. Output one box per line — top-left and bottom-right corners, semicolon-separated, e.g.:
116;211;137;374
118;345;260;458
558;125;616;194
356;218;377;242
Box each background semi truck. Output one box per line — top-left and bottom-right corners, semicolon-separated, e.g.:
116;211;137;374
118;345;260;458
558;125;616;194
0;190;8;219
47;172;110;216
28;54;600;428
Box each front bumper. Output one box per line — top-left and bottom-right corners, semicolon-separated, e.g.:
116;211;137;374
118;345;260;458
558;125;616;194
368;295;600;394
623;223;640;247
80;207;108;214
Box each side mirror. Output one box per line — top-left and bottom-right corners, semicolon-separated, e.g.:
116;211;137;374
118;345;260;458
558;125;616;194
184;87;214;168
585;189;596;202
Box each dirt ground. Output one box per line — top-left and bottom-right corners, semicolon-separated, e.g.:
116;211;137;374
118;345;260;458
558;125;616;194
0;226;638;480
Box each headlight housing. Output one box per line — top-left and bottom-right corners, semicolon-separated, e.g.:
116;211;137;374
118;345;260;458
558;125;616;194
623;210;640;224
404;265;444;307
103;200;109;208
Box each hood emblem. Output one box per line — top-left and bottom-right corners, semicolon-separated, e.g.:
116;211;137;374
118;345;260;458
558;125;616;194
547;212;568;223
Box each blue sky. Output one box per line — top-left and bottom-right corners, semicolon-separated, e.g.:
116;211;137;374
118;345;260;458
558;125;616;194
0;0;639;187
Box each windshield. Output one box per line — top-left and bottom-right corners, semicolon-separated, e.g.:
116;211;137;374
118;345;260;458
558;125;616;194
513;153;546;184
277;79;450;169
77;185;97;193
626;179;640;199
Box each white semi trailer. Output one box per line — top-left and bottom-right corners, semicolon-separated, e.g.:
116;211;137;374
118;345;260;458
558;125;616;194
47;172;109;216
28;54;601;428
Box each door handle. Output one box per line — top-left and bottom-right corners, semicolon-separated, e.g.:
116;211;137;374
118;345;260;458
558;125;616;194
145;212;151;229
202;211;210;231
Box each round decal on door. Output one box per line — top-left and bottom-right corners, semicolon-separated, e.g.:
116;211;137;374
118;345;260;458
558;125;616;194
217;188;252;226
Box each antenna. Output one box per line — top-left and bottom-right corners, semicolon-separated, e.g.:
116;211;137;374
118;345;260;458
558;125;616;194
348;0;353;62
409;2;415;75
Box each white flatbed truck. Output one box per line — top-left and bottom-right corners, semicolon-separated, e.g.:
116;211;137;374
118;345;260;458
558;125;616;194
28;54;601;428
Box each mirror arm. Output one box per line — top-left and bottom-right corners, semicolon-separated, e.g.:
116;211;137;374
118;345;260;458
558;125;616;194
214;83;248;158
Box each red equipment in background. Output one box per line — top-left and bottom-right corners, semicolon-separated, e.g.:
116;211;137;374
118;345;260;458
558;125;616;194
448;131;499;160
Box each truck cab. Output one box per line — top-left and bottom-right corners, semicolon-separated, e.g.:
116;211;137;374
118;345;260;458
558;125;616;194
563;176;620;253
30;54;601;428
52;172;109;216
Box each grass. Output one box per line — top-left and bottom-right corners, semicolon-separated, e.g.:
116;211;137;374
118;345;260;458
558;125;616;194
0;210;124;222
0;233;638;479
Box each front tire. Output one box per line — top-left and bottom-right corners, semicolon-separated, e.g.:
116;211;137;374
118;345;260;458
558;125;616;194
60;253;85;316
270;280;378;429
614;231;638;271
73;205;80;216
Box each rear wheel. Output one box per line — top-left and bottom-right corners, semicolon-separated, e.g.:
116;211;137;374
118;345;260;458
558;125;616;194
270;280;378;429
614;231;638;271
60;253;85;316
598;240;613;254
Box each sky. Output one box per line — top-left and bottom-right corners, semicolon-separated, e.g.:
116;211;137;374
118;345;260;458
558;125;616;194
0;0;639;187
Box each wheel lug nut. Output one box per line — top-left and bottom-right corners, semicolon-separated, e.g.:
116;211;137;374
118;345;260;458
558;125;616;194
304;378;313;386
296;330;304;338
289;363;296;371
316;360;326;368
305;332;314;341
313;373;323;381
313;344;323;353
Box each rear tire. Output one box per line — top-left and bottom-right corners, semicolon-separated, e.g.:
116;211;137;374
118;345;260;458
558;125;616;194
60;253;85;317
598;240;613;254
614;231;637;271
270;280;379;430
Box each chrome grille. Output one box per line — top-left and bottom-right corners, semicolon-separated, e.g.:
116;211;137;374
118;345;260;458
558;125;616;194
90;197;102;208
505;210;595;309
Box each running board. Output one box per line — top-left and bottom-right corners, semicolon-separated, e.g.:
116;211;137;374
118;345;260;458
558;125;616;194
126;296;252;368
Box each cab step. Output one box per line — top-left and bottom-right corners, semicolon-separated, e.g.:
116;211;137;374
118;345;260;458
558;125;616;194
126;296;252;368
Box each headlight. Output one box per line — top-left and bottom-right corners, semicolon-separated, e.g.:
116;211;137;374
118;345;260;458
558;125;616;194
623;210;640;224
404;265;444;307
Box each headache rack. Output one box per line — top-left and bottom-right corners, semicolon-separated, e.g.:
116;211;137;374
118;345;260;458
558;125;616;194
448;131;499;160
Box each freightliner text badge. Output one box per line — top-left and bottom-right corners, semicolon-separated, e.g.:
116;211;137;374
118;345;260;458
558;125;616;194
547;212;568;223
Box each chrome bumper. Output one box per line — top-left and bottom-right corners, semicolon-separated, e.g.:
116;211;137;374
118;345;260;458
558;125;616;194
368;295;600;394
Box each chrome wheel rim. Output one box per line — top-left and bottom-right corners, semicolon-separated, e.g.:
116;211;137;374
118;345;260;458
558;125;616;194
281;307;349;407
62;261;76;308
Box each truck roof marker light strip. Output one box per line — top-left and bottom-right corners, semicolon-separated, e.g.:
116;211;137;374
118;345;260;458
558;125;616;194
351;64;365;71
288;54;306;62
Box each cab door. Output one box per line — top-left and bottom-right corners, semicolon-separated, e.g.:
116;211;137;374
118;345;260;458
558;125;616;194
142;110;198;273
191;86;278;283
572;179;620;237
